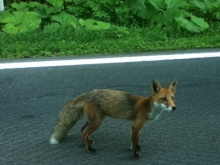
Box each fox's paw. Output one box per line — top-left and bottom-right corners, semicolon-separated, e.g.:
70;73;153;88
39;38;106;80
133;153;139;160
130;145;142;152
89;140;95;146
50;136;59;144
136;145;142;152
87;147;97;155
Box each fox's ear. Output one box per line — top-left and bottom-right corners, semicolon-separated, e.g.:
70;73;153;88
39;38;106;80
152;80;161;93
168;80;177;93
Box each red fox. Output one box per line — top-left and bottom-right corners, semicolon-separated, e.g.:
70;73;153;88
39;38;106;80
50;80;177;159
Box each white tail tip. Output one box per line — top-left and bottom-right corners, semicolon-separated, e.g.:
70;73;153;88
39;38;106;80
50;136;59;144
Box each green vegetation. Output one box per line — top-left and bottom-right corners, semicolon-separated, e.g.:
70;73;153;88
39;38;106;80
0;0;220;59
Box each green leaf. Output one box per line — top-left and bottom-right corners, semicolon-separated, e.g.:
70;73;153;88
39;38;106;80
31;5;55;18
2;12;41;34
148;0;166;10
129;0;147;19
0;11;12;23
46;0;64;9
28;2;42;8
165;0;187;9
146;0;186;25
51;12;78;28
175;14;209;32
95;21;111;30
11;2;30;12
44;23;61;32
216;11;220;20
191;15;209;29
189;0;212;13
189;0;206;10
78;19;111;30
175;17;197;32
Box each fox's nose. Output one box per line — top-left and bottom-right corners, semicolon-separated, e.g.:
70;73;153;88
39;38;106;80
172;106;176;111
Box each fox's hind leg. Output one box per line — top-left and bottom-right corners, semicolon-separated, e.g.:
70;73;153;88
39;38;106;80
81;122;95;146
82;103;104;154
81;122;89;132
83;120;103;154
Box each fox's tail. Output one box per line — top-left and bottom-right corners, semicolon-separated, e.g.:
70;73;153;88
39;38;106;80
50;100;84;144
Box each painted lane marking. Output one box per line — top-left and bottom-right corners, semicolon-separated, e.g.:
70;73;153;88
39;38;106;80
0;52;220;69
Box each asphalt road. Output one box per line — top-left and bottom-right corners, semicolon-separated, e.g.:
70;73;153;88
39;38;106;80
0;53;220;164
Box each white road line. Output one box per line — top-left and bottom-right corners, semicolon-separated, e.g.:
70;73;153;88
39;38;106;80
0;52;220;69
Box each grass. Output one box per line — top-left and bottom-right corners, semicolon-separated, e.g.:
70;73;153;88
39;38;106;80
0;23;220;59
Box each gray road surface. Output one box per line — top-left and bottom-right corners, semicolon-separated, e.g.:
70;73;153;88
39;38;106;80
0;52;220;164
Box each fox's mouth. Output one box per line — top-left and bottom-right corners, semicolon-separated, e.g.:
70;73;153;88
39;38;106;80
162;106;176;112
154;102;176;112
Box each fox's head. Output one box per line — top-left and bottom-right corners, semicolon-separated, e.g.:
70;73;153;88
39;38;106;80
152;80;177;112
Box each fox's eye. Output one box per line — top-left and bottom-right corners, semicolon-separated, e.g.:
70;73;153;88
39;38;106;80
160;97;166;101
171;96;175;100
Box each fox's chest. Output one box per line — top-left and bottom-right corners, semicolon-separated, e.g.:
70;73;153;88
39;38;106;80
148;108;164;121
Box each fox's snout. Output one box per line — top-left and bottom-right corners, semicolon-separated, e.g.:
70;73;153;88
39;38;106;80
154;102;176;112
166;105;176;112
172;106;176;111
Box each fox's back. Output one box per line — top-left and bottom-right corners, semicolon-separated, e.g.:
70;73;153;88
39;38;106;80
76;89;140;120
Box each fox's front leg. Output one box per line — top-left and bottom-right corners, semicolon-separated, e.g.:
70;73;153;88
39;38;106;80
131;127;141;159
131;119;144;160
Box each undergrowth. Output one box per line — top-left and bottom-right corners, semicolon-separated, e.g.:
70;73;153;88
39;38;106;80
0;23;219;59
